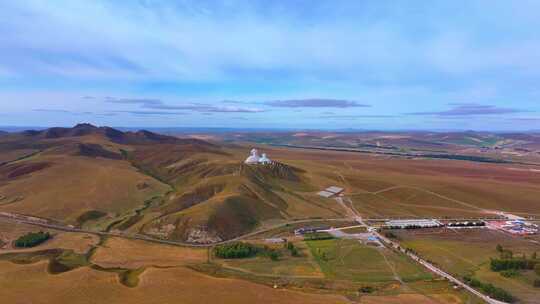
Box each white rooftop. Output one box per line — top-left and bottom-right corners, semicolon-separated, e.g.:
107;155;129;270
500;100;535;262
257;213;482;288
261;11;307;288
325;186;344;194
259;153;272;164
386;219;442;227
317;191;335;198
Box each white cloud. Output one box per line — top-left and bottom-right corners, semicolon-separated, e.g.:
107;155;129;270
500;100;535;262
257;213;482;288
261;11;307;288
1;0;538;84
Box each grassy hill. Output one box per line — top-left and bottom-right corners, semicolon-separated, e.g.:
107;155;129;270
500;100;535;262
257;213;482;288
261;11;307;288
4;125;539;244
125;143;340;243
0;124;343;243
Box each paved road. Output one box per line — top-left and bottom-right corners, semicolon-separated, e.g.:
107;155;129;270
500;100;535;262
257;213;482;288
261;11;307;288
379;233;507;304
0;212;351;248
0;207;511;304
334;197;508;304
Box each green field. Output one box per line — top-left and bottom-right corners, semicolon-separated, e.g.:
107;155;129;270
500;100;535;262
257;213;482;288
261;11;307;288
306;239;433;283
396;229;540;303
219;241;323;277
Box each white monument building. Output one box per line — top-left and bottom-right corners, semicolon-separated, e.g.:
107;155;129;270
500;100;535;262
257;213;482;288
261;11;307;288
244;149;273;165
244;148;260;164
258;153;272;164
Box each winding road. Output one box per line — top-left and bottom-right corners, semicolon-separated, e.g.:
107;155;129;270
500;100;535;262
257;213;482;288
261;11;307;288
0;201;512;304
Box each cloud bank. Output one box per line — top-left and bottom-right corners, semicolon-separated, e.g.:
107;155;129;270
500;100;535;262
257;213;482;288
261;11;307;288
266;99;369;108
408;103;528;116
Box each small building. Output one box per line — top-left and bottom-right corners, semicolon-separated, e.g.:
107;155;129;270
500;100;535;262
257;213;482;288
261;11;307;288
294;226;328;235
264;238;286;244
317;186;344;198
326;186;344;195
259;153;272;164
317;190;335;198
385;219;442;229
487;220;538;235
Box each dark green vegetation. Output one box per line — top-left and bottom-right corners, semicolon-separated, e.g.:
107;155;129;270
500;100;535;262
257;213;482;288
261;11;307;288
490;258;539;272
359;286;375;294
303;232;334;241
214;242;260;259
463;275;515;302
213;242;282;261
13;231;51;248
285;241;300;257
421;154;508;163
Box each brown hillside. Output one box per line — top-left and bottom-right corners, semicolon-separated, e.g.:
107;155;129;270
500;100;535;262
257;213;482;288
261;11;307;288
0;125;335;243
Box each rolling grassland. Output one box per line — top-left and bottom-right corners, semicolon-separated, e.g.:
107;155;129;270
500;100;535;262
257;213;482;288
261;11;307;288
0;225;350;304
2;127;540;303
0;261;349;304
0;220;481;304
262;145;540;218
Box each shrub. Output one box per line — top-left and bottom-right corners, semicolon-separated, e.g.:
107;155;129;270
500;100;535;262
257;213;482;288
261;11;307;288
463;275;515;302
359;286;374;293
214;242;284;261
500;269;519;278
267;250;280;261
285;242;300;257
490;258;537;272
14;231;51;248
534;279;540;288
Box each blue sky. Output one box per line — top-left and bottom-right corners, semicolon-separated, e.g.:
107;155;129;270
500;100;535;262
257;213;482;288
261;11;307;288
1;0;540;130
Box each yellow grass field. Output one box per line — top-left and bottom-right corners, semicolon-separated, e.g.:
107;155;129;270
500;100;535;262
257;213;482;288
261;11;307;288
0;261;349;304
0;148;38;164
91;237;207;268
0;155;170;224
0;224;479;304
0;220;98;253
259;145;540;217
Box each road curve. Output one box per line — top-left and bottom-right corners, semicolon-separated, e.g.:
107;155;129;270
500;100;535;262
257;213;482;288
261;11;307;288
0;212;350;248
0;210;510;304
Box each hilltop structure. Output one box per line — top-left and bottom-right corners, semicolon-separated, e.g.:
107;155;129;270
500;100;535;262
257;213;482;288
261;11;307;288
244;148;273;165
259;153;272;164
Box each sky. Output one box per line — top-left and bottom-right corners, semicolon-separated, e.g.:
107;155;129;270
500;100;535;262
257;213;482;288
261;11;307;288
1;0;540;131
